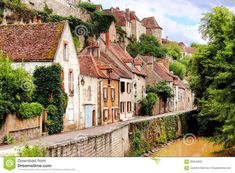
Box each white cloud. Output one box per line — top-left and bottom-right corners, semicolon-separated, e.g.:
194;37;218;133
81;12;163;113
91;0;234;45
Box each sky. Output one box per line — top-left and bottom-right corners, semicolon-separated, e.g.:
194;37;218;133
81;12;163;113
91;0;235;46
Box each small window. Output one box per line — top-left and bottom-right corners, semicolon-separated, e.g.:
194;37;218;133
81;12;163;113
103;109;109;122
121;81;125;93
87;86;91;101
103;87;108;101
127;83;131;94
111;88;115;101
120;102;125;113
68;69;74;96
127;102;132;113
63;41;69;61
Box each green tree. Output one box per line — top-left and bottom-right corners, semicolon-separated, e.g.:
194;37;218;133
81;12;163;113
139;93;158;116
189;6;235;148
146;81;174;113
0;52;35;117
165;42;182;60
127;34;167;58
170;61;186;79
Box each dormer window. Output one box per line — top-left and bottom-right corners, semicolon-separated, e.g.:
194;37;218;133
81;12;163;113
63;41;69;61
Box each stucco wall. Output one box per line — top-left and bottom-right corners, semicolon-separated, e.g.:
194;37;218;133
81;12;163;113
79;75;98;129
119;78;133;120
0;114;42;143
54;22;80;131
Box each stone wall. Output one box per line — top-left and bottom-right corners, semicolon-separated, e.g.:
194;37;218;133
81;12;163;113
0;114;42;143
21;0;90;21
47;124;129;157
46;111;195;157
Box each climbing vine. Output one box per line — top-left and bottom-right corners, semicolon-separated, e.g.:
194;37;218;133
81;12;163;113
33;64;68;135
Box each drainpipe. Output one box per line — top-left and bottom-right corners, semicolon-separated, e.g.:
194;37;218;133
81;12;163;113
99;79;103;125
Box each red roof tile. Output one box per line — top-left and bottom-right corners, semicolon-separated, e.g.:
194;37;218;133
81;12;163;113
154;63;174;82
185;47;196;54
141;17;162;29
79;55;100;78
0;22;66;62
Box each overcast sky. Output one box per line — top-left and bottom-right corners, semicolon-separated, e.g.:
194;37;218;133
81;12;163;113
91;0;235;45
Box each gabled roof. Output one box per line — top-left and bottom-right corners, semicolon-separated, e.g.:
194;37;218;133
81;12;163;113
141;16;162;29
79;55;101;78
0;21;66;62
154;63;174;82
105;9;128;27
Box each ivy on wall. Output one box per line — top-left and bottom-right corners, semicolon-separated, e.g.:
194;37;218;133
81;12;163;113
33;64;68;135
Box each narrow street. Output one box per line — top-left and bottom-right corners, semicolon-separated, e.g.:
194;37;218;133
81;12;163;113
0;110;190;156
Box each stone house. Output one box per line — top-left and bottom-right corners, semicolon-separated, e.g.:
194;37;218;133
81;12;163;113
138;55;190;114
0;21;80;131
141;16;162;44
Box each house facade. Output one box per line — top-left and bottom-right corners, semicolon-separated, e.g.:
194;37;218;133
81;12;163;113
141;17;162;43
0;21;80;131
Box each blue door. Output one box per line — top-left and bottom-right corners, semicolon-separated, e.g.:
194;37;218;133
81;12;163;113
85;105;93;128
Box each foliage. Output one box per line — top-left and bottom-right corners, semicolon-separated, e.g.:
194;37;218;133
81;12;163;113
0;0;36;24
17;145;48;157
190;42;205;49
43;3;53;15
165;41;182;60
78;2;96;12
169;60;187;79
163;116;178;140
18;102;43;119
147;81;174;103
189;6;235;148
0;52;35;118
127;34;167;58
179;110;199;135
139;93;158;116
33;64;67;135
3;134;15;144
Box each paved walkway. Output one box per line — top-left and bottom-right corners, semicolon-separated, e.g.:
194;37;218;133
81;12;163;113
0;110;191;156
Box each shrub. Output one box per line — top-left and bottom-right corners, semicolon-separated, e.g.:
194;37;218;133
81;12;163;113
18;102;43;119
170;61;187;79
139;93;158;116
78;2;96;12
3;134;15;144
17;145;48;157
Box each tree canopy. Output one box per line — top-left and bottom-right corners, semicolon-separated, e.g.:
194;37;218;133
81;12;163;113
127;34;167;58
189;6;235;148
165;41;182;60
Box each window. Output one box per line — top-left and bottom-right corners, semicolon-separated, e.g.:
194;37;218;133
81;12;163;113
127;102;132;112
120;102;125;113
63;41;69;61
121;81;125;93
103;87;108;101
127;82;131;94
87;86;91;101
103;109;109;122
111;88;115;101
68;69;74;96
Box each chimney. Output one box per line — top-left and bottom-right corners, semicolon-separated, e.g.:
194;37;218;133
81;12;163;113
33;16;37;24
105;32;110;48
37;16;42;24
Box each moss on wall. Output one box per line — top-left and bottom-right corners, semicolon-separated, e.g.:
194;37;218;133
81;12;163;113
129;111;198;156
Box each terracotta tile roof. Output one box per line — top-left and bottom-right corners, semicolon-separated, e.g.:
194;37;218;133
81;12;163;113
79;55;100;78
106;10;128;26
141;16;162;29
0;22;66;62
174;77;186;89
126;11;140;21
154;63;174;82
100;51;132;79
185;47;196;54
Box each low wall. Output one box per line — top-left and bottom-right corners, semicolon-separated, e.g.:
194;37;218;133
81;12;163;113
0;114;42;143
48;125;129;157
46;111;196;157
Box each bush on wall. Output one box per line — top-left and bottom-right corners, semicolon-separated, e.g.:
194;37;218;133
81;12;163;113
33;64;67;135
18;102;44;119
